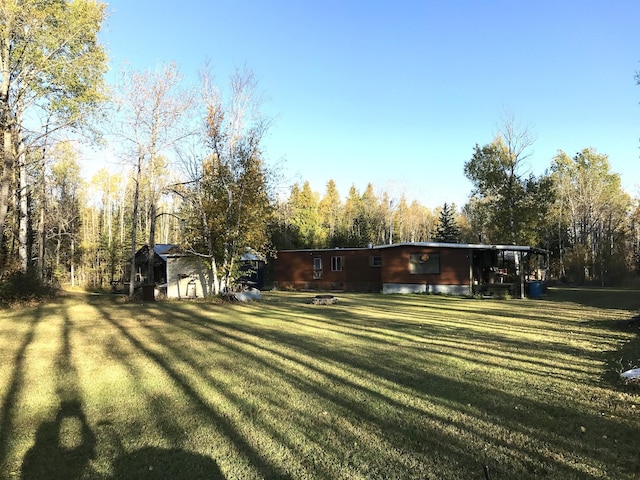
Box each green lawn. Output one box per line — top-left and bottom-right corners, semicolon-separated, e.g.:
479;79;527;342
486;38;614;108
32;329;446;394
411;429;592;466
1;288;639;479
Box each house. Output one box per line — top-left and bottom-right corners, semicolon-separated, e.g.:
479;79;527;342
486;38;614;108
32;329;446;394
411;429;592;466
273;242;549;297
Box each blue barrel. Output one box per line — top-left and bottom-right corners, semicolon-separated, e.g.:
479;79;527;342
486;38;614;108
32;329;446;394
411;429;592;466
527;281;542;299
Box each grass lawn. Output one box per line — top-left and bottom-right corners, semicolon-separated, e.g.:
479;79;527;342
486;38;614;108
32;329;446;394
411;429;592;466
0;287;639;479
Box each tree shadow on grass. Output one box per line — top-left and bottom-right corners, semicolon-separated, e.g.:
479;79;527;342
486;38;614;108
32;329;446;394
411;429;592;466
589;314;640;388
113;447;223;480
156;308;632;478
163;300;640;478
0;307;43;471
93;303;287;480
71;294;640;478
22;299;227;480
544;286;640;311
20;311;97;479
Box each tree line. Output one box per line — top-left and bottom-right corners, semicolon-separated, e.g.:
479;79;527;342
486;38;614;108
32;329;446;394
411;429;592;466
0;0;638;298
272;129;640;286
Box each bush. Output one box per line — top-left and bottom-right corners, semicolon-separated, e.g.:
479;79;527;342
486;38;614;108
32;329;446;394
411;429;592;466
0;271;59;306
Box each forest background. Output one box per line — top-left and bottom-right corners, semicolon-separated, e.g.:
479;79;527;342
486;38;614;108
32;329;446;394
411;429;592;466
0;0;639;297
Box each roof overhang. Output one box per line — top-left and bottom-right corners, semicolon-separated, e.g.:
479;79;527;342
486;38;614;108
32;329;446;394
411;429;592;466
279;243;549;255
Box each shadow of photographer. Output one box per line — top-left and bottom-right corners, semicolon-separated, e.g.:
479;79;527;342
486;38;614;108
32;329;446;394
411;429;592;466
22;404;225;479
20;303;226;479
21;399;96;480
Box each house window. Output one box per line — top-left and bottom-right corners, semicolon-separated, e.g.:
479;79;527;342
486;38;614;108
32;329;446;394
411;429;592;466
371;256;382;267
313;257;323;279
331;256;343;271
409;252;440;274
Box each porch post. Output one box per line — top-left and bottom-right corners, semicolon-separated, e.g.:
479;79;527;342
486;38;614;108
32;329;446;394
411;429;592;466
469;249;474;295
519;251;525;298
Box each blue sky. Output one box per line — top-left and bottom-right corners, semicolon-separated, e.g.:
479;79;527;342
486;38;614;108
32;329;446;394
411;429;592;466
100;0;640;207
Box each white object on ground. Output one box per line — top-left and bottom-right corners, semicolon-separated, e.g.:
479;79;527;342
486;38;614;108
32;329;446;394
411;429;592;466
621;368;640;381
233;288;262;302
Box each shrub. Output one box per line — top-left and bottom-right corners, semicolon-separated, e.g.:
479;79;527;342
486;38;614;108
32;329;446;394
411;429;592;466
0;271;59;307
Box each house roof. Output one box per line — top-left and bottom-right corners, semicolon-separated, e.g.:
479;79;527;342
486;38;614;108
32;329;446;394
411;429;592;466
374;242;549;255
280;242;549;255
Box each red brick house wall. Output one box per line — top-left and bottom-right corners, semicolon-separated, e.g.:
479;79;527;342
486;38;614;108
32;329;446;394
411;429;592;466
273;245;470;293
380;245;470;285
273;248;382;292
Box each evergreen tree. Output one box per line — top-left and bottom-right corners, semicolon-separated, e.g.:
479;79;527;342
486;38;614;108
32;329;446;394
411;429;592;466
343;185;364;246
288;181;325;248
359;184;380;246
433;203;460;243
318;179;342;246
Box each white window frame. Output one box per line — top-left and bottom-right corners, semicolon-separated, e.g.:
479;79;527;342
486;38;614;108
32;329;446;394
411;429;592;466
313;257;323;279
331;256;343;272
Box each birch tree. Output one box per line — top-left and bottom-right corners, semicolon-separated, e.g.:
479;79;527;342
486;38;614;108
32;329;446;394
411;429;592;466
0;0;107;275
46;142;82;284
550;148;631;284
405;200;437;243
464;115;554;245
179;67;273;294
631;200;640;274
81;168;128;287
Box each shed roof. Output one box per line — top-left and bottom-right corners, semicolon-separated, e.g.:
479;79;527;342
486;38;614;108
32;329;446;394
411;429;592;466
153;244;181;261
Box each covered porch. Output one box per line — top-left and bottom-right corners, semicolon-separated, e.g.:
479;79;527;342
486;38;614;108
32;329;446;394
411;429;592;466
471;245;549;298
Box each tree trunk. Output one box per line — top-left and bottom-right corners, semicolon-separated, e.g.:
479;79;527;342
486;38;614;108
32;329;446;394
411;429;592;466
200;196;219;296
0;127;12;271
0;27;14;263
37;161;46;280
55;235;61;274
211;257;220;295
70;236;75;287
129;157;142;297
18;135;28;273
148;201;156;287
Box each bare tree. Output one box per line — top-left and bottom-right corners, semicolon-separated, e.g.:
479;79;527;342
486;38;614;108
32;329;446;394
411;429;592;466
113;62;194;296
495;111;536;241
